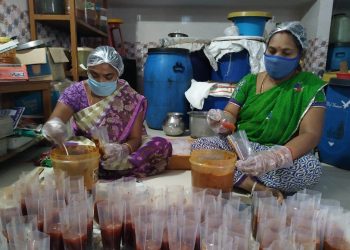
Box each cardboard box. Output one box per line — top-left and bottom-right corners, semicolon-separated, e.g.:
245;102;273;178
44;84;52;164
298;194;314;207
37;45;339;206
16;47;69;80
0;64;28;81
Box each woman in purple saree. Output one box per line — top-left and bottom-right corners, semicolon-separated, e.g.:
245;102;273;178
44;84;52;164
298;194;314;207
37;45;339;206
42;46;172;179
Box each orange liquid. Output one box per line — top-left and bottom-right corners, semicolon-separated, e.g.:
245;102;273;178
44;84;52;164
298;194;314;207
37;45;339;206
191;168;233;193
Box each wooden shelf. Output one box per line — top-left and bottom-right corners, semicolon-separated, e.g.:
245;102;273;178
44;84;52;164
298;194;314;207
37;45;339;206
33;14;70;21
76;19;108;37
28;0;108;81
32;15;107;37
0;137;42;163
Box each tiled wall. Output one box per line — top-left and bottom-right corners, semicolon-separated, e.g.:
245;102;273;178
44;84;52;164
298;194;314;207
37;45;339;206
0;0;69;47
0;0;30;43
304;38;329;76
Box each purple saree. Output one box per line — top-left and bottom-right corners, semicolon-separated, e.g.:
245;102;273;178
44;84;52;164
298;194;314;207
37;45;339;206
58;80;172;179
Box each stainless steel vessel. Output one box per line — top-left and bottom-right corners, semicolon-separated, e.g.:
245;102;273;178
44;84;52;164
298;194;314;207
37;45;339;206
188;111;215;138
162;112;185;136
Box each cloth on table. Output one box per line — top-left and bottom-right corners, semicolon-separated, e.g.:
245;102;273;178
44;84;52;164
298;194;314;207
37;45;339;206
185;80;235;110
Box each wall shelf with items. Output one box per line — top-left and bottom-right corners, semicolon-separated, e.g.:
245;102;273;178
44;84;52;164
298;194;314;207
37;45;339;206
28;0;108;81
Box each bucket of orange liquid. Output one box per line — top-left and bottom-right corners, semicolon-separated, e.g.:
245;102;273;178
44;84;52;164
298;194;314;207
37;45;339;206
189;149;237;193
51;145;100;190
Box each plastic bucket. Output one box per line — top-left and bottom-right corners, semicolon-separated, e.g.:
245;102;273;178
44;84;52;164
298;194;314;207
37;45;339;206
227;11;272;37
326;44;350;71
330;14;350;44
318;79;350;170
51;145;100;190
234;17;269;36
144;48;193;129
189;149;237;192
211;50;251;83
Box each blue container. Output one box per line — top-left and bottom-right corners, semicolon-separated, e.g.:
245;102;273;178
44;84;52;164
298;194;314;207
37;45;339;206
202;96;229;111
318;78;350;170
15;92;43;115
190;50;211;81
234;16;269;36
144;48;193;129
211;50;251;83
326;43;350;70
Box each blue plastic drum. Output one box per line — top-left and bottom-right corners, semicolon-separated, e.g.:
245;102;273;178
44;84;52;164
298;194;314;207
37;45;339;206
211;50;251;83
144;48;193;129
318;78;350;170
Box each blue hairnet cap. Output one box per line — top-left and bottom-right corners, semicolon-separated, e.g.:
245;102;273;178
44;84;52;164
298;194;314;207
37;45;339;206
87;46;124;76
267;21;308;50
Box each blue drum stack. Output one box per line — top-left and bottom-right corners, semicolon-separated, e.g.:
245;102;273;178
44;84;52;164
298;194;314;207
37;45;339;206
143;48;192;129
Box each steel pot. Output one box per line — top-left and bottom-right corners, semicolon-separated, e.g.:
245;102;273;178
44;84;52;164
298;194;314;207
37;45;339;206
163;112;185;136
188;111;215;138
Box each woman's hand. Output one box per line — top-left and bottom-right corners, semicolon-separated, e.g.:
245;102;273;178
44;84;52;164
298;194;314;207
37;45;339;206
236;146;293;176
42;117;68;145
207;109;236;135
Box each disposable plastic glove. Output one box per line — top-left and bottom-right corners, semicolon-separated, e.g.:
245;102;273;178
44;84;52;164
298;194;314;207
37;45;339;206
236;146;293;176
101;143;130;170
206;109;236;135
42;117;68;145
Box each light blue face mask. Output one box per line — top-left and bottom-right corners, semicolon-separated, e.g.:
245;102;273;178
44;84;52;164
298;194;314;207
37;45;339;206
87;76;117;96
264;54;301;80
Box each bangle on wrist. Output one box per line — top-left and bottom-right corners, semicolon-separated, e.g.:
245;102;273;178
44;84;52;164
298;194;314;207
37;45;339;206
122;142;133;153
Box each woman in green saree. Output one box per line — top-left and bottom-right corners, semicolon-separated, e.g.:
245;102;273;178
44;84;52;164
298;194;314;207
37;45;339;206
192;22;326;198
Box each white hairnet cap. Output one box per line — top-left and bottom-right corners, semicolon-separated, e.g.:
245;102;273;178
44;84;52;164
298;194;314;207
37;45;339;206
267;21;308;50
87;46;124;76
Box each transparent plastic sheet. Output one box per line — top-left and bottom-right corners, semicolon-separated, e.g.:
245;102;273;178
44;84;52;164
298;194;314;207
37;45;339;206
227;130;254;160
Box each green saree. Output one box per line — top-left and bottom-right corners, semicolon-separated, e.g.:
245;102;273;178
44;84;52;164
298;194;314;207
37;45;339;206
230;72;326;146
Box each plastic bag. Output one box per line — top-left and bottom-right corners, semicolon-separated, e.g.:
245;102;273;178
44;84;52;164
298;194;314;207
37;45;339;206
227;130;254;160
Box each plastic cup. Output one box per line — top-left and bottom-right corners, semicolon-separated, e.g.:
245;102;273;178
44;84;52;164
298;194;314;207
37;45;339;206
93;180;118;224
6;215;37;244
134;211;165;250
190;149;237;193
43;200;66;250
61;204;88;250
97;200;123;250
0;201;21;237
14;230;50;250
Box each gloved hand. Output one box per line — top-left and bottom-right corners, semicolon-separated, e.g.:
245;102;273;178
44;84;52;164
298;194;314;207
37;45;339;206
101;143;130;170
236;146;293;176
207;109;236;135
42;117;68;145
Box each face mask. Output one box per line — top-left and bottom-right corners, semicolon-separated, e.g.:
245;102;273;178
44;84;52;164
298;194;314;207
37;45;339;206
87;75;117;96
264;54;301;80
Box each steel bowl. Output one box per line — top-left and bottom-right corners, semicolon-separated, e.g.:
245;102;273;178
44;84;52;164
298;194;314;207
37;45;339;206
188;111;215;138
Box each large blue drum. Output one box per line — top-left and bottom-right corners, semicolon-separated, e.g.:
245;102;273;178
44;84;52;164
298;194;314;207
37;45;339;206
144;48;193;129
318;78;350;170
